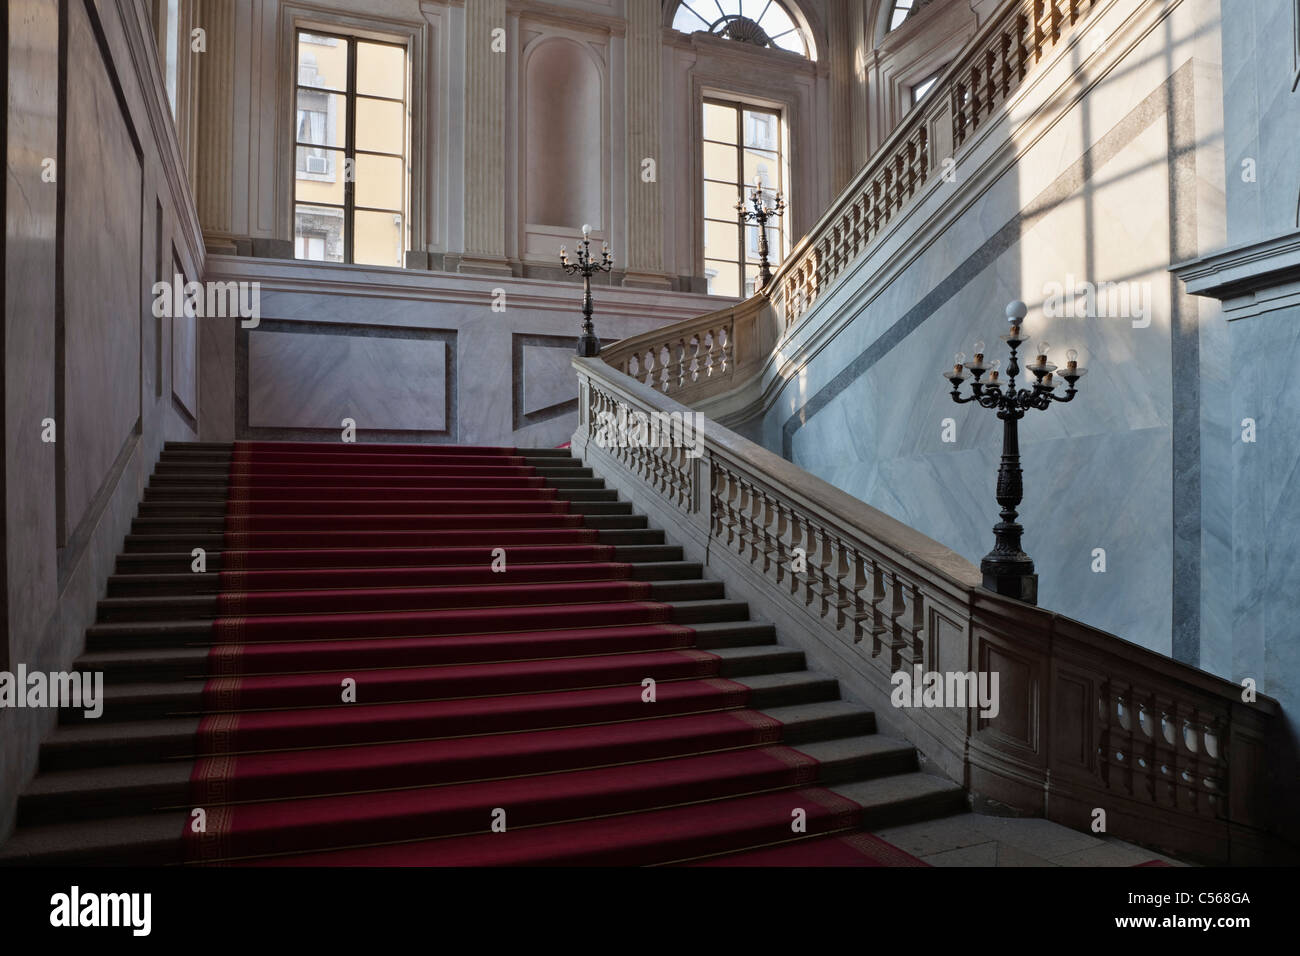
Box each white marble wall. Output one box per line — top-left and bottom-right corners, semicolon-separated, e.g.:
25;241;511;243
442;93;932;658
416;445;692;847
200;255;733;447
1;0;205;836
1214;0;1300;798
747;0;1229;669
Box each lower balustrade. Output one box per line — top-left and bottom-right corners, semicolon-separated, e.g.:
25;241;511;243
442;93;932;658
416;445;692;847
572;356;1287;865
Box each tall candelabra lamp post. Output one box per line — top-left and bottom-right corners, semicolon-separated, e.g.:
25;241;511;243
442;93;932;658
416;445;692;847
736;176;785;291
560;224;613;357
944;300;1088;604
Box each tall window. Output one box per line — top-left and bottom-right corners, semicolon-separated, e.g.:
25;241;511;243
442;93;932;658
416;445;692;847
702;99;785;298
293;30;409;267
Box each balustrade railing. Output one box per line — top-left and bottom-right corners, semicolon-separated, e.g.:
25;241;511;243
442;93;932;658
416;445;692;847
572;355;1286;864
601;0;1102;405
769;0;1098;332
600;293;776;404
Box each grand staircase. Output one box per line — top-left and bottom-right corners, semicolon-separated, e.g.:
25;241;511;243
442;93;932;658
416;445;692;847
0;441;965;866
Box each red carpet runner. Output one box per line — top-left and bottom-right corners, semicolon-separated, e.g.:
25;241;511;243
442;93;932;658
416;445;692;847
183;440;925;866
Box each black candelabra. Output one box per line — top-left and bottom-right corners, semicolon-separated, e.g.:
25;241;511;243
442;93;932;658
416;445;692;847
560;224;613;357
944;300;1088;604
735;178;785;291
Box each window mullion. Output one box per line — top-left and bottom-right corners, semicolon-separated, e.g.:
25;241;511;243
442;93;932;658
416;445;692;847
344;37;358;264
735;102;744;290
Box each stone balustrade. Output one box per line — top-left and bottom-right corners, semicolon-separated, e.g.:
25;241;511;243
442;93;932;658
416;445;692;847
599;293;778;405
599;0;1103;410
768;0;1099;333
572;355;1284;864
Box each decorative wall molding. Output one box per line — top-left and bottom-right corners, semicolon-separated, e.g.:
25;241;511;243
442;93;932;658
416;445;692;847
511;332;580;430
236;319;459;442
1173;228;1300;320
203;254;731;320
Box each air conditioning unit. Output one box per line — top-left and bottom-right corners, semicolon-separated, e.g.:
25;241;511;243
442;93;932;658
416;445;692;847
305;155;328;174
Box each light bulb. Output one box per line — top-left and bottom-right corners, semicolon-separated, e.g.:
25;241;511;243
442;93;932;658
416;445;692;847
582;224;591;237
955;352;966;365
990;358;1001;370
973;341;986;354
1038;342;1051;354
1067;349;1079;362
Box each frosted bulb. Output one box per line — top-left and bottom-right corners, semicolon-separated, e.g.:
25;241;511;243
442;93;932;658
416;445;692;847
582;224;591;237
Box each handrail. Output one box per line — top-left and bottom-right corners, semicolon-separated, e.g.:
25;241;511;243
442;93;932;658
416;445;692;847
599;293;777;404
572;354;1287;864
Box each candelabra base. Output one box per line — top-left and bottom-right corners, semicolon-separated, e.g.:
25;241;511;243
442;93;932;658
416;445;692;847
980;565;1038;605
576;333;602;358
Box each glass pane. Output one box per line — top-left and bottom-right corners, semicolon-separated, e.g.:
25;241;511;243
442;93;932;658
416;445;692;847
295;90;346;148
356;96;406;155
770;30;806;56
705;259;740;297
743;148;779;190
743;110;779;150
703;142;738;184
704;220;740;262
294;204;345;263
757;1;796;37
912;75;939;104
297;32;345;91
704;180;742;220
673;3;711;31
357;41;406;100
354;153;404;210
294;147;345;205
703;102;737;144
353;209;405;267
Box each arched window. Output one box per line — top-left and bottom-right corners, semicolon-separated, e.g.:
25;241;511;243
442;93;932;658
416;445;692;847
886;0;937;33
672;1;815;60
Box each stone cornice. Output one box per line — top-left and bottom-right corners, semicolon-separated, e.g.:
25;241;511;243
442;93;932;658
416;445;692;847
1172;229;1300;321
203;254;732;321
507;0;627;37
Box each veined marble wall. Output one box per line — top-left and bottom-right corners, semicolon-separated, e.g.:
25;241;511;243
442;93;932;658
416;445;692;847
1173;0;1300;825
199;256;732;447
1;0;205;836
751;0;1234;681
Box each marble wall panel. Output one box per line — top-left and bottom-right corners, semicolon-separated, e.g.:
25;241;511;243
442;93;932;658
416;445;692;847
246;324;453;436
60;0;144;544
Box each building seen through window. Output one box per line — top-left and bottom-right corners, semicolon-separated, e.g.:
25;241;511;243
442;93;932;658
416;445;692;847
294;30;409;267
702;99;785;298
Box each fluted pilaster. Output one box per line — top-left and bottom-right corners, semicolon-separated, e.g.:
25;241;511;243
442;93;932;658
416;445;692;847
195;0;235;240
462;0;507;261
623;0;664;279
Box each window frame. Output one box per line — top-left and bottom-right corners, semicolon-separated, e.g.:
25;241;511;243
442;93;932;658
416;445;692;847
292;28;410;266
701;97;787;298
670;1;816;60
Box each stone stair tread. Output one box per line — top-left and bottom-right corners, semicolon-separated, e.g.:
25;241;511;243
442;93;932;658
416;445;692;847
0;812;188;864
831;772;966;808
